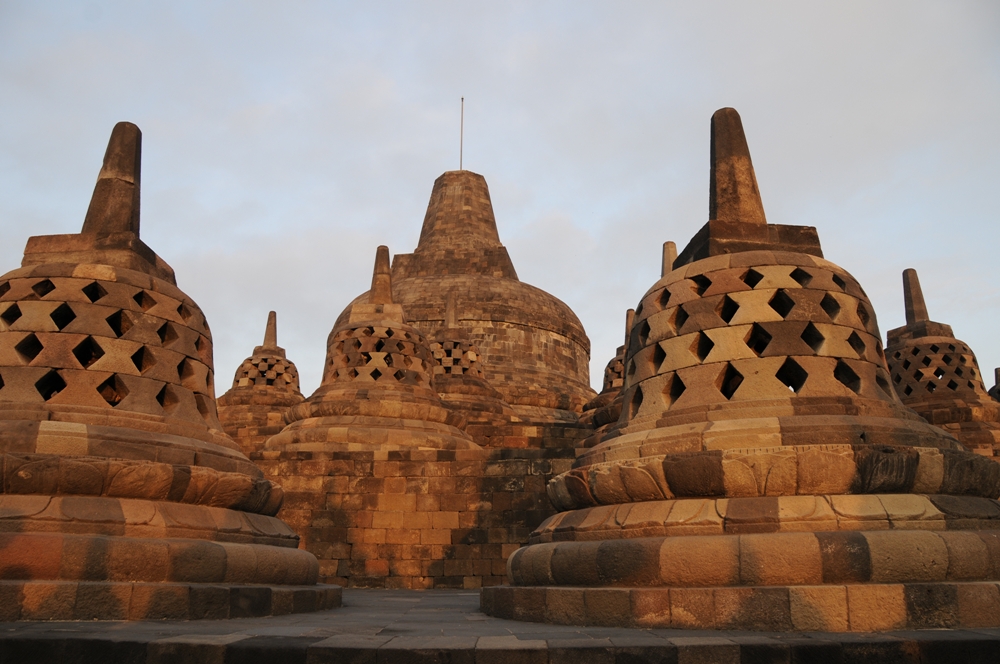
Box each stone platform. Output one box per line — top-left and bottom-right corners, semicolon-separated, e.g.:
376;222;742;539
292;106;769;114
2;589;1000;663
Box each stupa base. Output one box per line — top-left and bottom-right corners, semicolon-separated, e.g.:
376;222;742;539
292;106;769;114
0;580;341;621
481;581;1000;632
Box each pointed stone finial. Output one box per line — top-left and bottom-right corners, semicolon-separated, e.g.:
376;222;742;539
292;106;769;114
444;291;458;328
994;367;1000;390
661;241;677;278
709;108;766;225
82;122;142;236
263;311;278;348
902;268;929;325
624;308;635;348
369;245;393;305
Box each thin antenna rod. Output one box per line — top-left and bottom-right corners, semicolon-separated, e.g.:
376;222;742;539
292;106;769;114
460;97;464;171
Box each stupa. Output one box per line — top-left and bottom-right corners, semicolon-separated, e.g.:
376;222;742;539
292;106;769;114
482;108;1000;632
336;170;596;422
0;123;339;620
217;311;304;458
885;269;1000;456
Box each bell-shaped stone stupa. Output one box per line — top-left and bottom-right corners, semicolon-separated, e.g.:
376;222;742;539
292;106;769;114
885;269;1000;456
336;171;596;422
218;311;304;458
0;123;339;620
483;109;1000;633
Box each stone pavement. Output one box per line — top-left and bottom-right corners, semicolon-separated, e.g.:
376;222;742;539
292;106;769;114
2;589;1000;663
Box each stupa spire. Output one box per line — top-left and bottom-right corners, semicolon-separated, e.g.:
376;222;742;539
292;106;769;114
661;241;676;277
709;108;766;225
369;245;393;304
263;311;278;347
82;121;142;235
902;268;930;325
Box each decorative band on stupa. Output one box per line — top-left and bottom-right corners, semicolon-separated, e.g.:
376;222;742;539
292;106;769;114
265;246;481;453
885;268;1000;456
0;123;339;620
481;108;1000;633
217;311;304;458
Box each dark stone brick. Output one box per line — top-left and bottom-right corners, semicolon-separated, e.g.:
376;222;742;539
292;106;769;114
816;531;872;583
596;539;661;585
940;450;1000;497
662;451;724;497
850;445;918;493
230;586;272;618
723;497;779;534
904;583;959;629
224;637;318;664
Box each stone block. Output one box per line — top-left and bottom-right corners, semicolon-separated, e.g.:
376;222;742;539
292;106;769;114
789;585;848;632
630;588;671;628
584;588;632;627
846;584;906;631
659;535;739;586
739;532;822;585
864;531;948;583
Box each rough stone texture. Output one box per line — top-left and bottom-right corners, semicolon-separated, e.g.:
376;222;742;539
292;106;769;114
218;311;304;458
487;107;1000;632
0;122;337;620
885;268;1000;456
335;170;596;419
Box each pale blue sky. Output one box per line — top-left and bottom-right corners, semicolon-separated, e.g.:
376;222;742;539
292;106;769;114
1;2;998;394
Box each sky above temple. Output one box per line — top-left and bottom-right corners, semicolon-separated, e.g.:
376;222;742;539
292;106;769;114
1;2;998;393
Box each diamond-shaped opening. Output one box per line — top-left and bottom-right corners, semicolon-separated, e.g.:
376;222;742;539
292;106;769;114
948;344;956;352
49;302;76;331
776;357;808;393
876;341;884;361
875;372;892;397
911;347;920;356
36;369;66;401
744;323;772;357
790;268;813;287
819;293;841;321
959;356;968;364
717;363;744;400
82;281;107;303
971;367;978;378
769;289;795;319
131;347;156;374
1;303;22;326
913;370;923;382
361;327;374;337
659;289;671;309
926;382;937;393
133;291;156;311
637;320;651;346
0;282;9;298
15;333;43;363
969;381;977;390
157;322;179;345
627;358;636;378
653;343;666;372
106;310;133;338
628;386;644;419
742;269;764;289
347;367;359;379
177;357;196;381
394;369;407;381
691;274;712;296
904;385;913;396
929;344;940;353
856;302;871;327
370;368;383;381
72;336;105;368
934;367;945;380
893;373;901;384
921;356;931;367
194;393;212;421
176;303;193;322
385;353;397;368
671;306;689;334
942;354;953;365
847;331;866;358
801;322;825;353
947;380;959;391
156;384;180;413
32;279;56;298
691;331;715;362
831;273;847;290
0;372;4;390
663;373;685;407
374;338;386;352
903;360;911;370
893;351;902;360
717;295;739;324
834;360;862;394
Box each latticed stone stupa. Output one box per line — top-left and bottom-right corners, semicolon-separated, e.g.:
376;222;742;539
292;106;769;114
217;311;304;458
482;108;1000;632
0;123;339;620
336;170;596;422
885;268;1000;456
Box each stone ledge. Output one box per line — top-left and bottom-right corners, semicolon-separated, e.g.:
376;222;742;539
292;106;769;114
0;580;341;620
